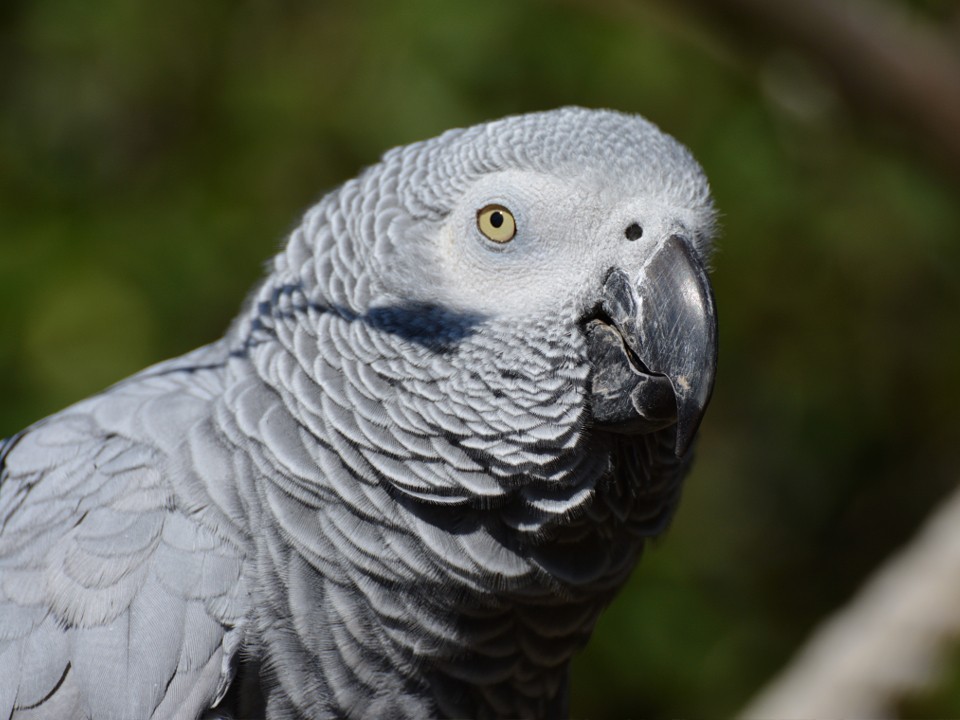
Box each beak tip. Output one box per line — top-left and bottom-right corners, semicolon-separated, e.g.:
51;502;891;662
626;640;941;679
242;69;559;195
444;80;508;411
673;414;702;458
671;365;716;458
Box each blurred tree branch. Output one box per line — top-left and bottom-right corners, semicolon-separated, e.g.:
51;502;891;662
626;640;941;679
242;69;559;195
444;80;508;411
739;482;960;719
569;0;960;176
676;0;960;173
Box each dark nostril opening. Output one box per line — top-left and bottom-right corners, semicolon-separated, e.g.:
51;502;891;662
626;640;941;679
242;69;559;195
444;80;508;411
624;223;643;241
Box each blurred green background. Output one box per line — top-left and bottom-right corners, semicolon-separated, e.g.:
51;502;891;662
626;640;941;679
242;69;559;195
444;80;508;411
2;0;960;717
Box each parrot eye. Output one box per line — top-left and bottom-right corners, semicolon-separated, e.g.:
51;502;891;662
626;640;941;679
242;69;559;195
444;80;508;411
476;205;517;244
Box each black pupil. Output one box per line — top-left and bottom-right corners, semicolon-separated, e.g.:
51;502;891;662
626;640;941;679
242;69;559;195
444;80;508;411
624;222;643;241
490;211;504;229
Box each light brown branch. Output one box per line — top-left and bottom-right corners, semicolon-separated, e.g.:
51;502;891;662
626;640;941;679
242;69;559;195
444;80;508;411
670;0;960;173
739;483;960;719
561;0;960;174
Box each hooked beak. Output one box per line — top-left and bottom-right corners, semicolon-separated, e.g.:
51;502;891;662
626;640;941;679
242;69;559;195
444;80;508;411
585;235;718;457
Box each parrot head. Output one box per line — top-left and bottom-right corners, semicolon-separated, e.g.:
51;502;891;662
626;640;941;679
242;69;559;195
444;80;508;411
355;107;718;461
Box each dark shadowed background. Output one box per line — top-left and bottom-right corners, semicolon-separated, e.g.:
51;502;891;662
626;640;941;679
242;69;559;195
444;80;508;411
2;1;960;716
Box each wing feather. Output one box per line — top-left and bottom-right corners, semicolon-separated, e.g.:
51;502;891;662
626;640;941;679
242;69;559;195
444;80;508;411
0;357;249;720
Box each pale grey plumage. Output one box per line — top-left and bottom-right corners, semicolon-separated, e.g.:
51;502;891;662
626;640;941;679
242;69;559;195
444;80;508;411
0;107;718;719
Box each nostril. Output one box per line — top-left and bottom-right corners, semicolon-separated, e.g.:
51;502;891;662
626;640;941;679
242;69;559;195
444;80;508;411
624;223;643;241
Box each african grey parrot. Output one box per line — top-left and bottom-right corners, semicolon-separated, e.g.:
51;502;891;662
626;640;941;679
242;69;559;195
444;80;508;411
0;107;718;719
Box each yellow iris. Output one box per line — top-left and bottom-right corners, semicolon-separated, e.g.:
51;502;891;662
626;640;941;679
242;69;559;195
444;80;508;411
476;205;516;243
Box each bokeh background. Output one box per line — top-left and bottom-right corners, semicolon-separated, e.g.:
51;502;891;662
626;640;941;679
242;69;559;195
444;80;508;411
2;1;960;717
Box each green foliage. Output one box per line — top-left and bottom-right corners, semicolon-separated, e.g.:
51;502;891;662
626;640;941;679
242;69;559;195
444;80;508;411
2;1;959;716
